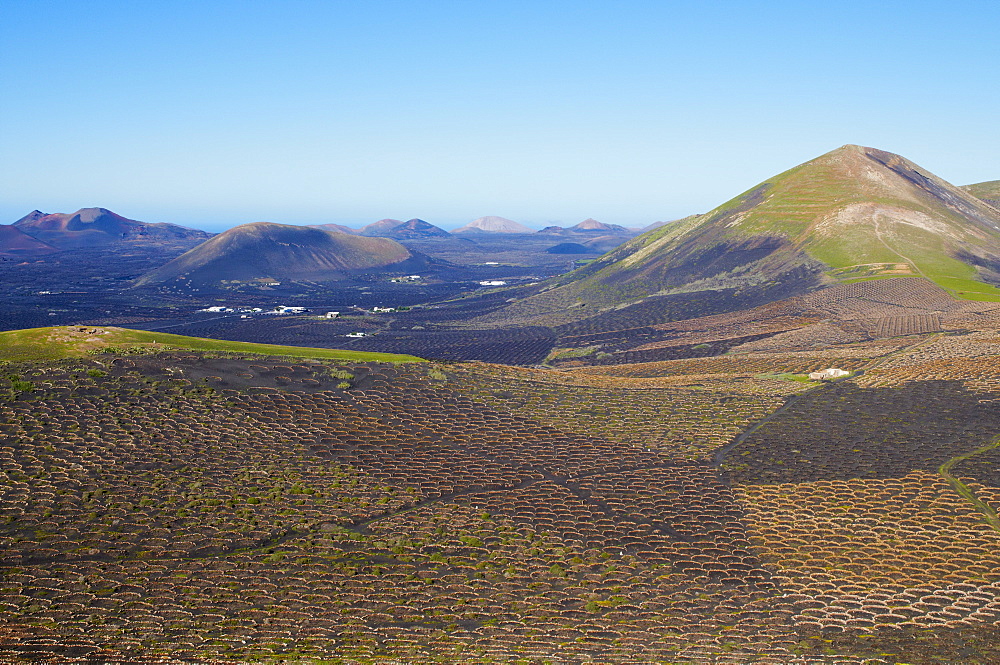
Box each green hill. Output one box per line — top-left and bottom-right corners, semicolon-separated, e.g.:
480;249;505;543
482;145;1000;327
963;180;1000;209
0;326;424;363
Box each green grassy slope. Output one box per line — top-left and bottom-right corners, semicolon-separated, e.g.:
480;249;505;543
0;326;424;363
741;146;1000;300
494;146;1000;323
963;180;1000;208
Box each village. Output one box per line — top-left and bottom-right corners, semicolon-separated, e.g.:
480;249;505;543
198;304;309;316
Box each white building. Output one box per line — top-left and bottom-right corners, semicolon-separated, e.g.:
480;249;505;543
479;280;507;286
808;368;850;381
325;311;340;319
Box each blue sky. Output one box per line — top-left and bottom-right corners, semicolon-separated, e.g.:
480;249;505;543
2;0;998;232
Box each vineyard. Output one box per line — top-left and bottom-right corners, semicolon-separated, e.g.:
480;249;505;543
0;354;796;662
4;277;1000;662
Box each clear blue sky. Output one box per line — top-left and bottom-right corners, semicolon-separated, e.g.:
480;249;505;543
2;0;998;232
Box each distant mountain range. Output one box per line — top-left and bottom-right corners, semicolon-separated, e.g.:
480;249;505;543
12;207;212;250
0;206;647;269
476;144;1000;327
453;216;535;234
134;222;431;287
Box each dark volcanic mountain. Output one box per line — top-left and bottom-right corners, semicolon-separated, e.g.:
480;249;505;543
538;219;635;238
384;218;450;239
472;144;1000;327
14;208;212;249
134;222;426;287
359;218;450;239
537;225;568;235
0;224;59;257
358;219;405;236
568;218;633;235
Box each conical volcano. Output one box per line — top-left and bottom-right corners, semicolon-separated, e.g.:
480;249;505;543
14;207;211;249
135;222;424;287
481;145;1000;327
0;224;59;257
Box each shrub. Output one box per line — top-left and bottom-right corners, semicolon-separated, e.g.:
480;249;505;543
6;375;33;396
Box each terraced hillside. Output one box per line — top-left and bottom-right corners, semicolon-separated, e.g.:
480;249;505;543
4;313;1000;662
464;145;1000;331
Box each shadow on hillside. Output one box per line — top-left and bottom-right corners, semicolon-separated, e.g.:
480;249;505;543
724;379;1000;485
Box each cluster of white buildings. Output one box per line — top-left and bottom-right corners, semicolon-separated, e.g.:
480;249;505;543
197;305;308;315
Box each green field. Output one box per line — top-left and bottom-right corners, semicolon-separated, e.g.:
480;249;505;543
0;326;425;363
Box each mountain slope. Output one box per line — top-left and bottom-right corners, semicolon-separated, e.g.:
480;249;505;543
538;219;635;237
568;218;633;234
0;326;423;363
453;216;534;234
360;218;450;239
14;208;211;249
0;224;59;257
134;222;423;286
358;219;405;236
963;180;1000;209
357;219;403;238
310;223;359;235
475;144;1000;327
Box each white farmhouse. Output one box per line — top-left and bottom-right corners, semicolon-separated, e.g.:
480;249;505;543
808;368;850;381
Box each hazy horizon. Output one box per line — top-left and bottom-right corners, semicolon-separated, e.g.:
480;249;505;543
3;1;998;233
